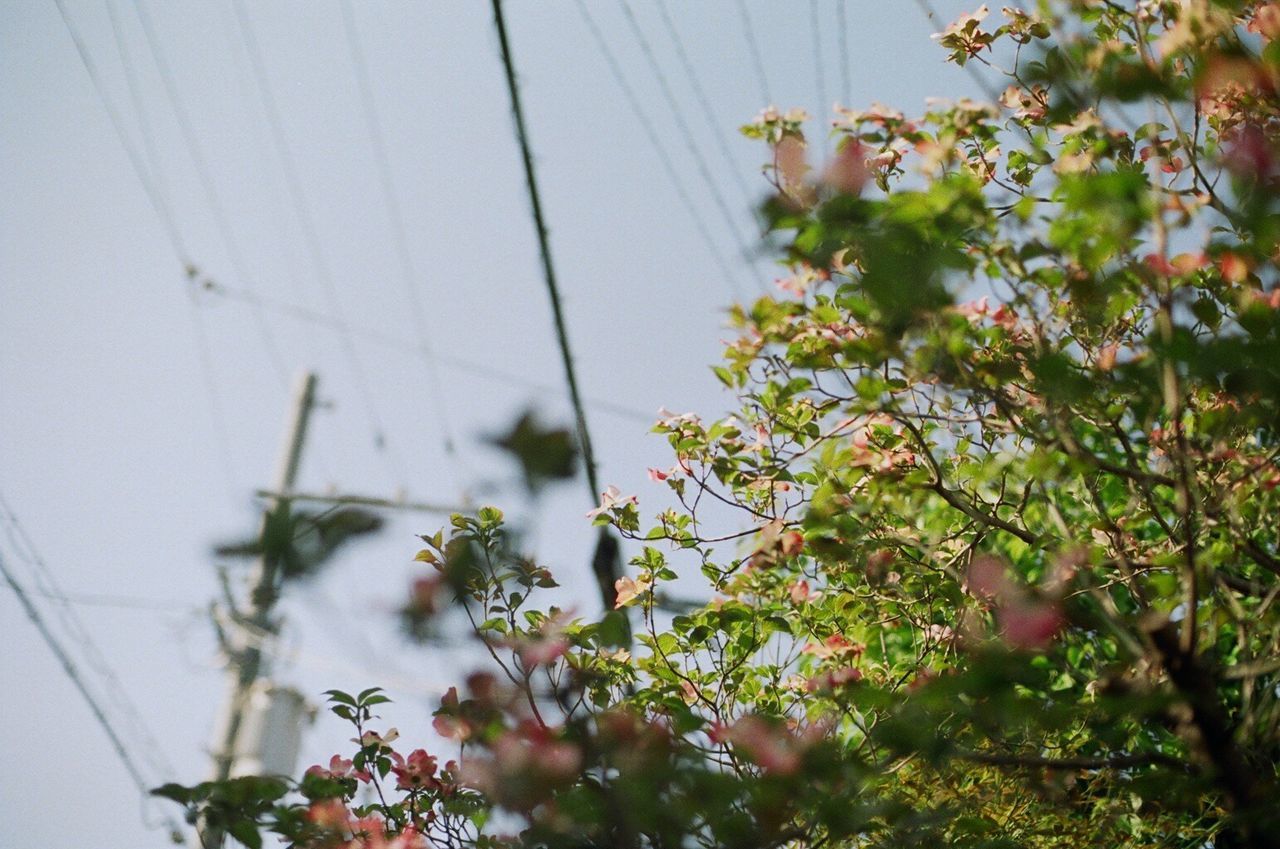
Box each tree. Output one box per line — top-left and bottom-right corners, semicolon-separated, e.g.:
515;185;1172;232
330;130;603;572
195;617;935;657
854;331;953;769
159;3;1280;847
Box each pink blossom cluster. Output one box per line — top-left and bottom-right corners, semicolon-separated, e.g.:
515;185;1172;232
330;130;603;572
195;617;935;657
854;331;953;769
966;555;1065;650
709;715;828;776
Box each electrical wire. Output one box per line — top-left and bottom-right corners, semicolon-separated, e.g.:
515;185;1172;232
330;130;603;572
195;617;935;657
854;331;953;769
0;504;188;842
200;277;655;424
230;0;407;486
56;0;243;506
652;0;758;213
572;0;750;301
0;495;180;784
106;3;242;497
810;0;830;131
618;0;768;292
53;0;190;269
132;0;292;384
106;0;172;224
491;0;630;618
0;553;187;842
734;0;772;107
836;0;853;105
186;288;243;502
118;1;243;502
18;585;202;613
337;0;464;491
490;0;603;503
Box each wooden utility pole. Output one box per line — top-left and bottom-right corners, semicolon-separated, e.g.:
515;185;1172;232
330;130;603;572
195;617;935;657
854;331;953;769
203;372;316;847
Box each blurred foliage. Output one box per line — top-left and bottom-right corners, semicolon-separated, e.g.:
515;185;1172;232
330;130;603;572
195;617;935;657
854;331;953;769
215;506;383;582
485;408;578;496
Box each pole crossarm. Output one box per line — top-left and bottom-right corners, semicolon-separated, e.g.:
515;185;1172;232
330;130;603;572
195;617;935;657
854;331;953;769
253;490;467;515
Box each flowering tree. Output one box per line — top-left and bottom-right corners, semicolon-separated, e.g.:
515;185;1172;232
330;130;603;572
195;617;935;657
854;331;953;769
159;3;1280;847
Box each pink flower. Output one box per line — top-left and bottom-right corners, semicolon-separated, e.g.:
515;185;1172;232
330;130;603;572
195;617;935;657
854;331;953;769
990;304;1017;331
390;749;439;791
931;5;994;60
463;725;584;803
775;135;810;189
788;580;814;604
823;140;869;195
866;549;895;578
647;464;683;482
538;739;584;781
1251;3;1280;40
1223;126;1276;182
352;728;399;749
519;635;570;667
954;296;991;320
1219;252;1251;283
433;687;472;741
305;798;352;829
724;716;806;775
586;485;638;519
802;633;866;660
967;554;1066;650
931;5;990;40
614;574;652;608
834;101;904;128
780;531;805;557
385;827;430;849
406;575;444;616
999;84;1047;120
655;407;700;428
306;753;371;783
925;623;955;643
998;599;1065;650
967;554;1012;601
805;666;862;692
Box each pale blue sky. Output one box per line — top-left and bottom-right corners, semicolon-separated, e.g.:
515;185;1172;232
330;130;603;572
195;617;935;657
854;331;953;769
0;2;978;845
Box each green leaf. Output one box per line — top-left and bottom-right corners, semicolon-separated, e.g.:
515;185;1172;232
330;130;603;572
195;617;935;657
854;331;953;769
323;689;356;707
228;818;262;849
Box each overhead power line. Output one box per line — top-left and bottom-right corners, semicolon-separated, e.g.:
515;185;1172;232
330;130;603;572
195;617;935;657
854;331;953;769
338;0;463;489
734;0;772;107
836;0;853;104
105;0;172;225
56;0;245;503
132;0;292;384
489;0;602;501
810;0;830;128
572;0;749;301
230;0;406;485
652;0;758;213
0;495;187;842
53;0;190;268
106;0;244;498
199;277;655;424
617;0;768;294
17;585;201;613
0;553;184;841
0;494;179;785
491;0;627;616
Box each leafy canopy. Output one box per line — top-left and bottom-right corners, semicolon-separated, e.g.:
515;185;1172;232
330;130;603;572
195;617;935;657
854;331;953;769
164;3;1280;848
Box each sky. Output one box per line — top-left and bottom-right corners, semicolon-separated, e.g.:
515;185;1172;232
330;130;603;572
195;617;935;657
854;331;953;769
0;1;980;845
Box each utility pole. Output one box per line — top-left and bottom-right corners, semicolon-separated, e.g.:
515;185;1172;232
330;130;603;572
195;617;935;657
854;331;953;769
203;372;316;848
